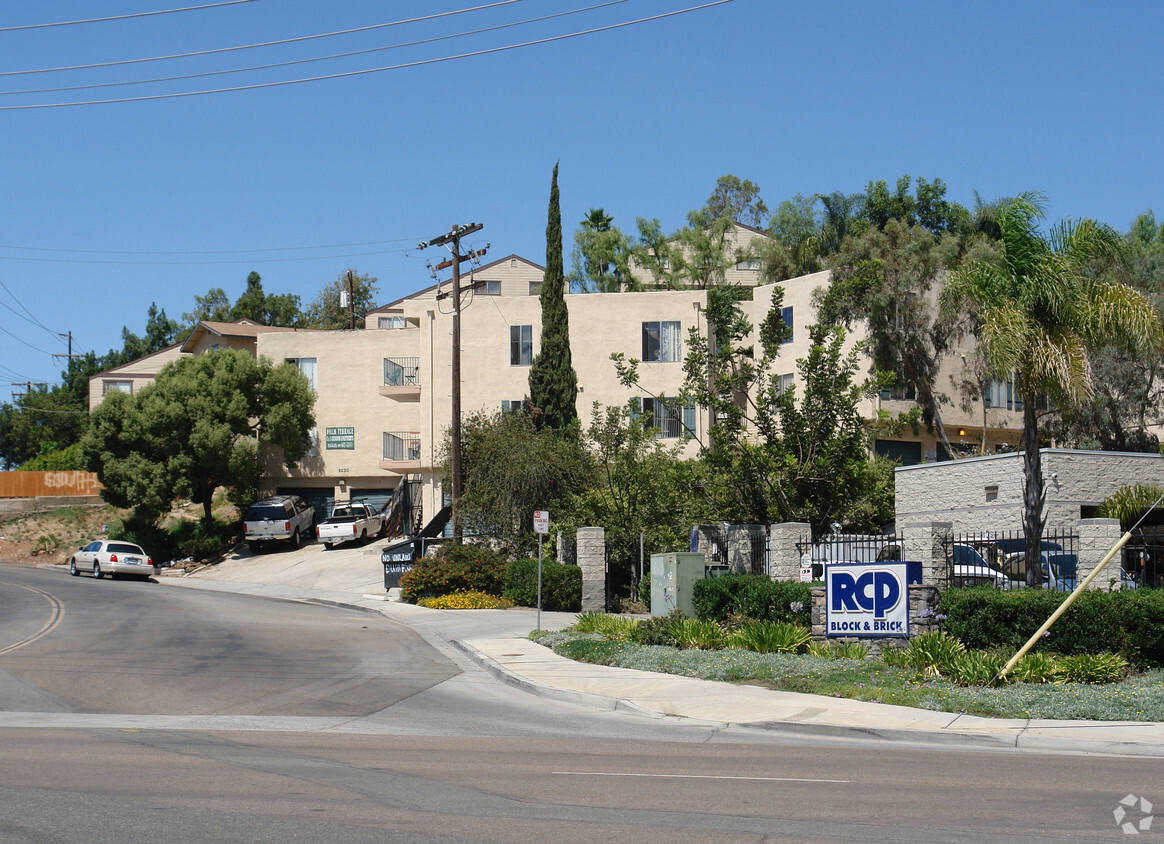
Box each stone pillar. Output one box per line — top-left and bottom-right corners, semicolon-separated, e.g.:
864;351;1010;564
1077;518;1123;591
769;521;811;581
900;521;952;589
810;583;826;640
727;524;763;574
577;526;606;612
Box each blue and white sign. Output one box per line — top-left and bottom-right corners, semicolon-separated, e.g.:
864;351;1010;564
826;563;909;637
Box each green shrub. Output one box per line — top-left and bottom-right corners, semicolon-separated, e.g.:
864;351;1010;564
635;610;685;646
1057;653;1128;684
595;615;641;641
692;574;811;625
947;651;1007;687
902;630;966;676
112;515;177;562
1011;652;1060;684
503;557;582;612
573;610;606;633
669;618;724;650
726;621;811;654
170;519;231;561
938;587;1164;668
400;542;508;603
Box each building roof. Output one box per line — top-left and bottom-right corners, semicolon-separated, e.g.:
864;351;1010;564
180;318;299;352
89;341;186;380
369;254;545;313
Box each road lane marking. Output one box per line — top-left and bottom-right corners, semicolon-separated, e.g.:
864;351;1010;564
0;582;65;656
553;771;849;783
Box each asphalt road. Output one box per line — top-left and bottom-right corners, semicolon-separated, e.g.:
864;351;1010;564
0;564;1158;843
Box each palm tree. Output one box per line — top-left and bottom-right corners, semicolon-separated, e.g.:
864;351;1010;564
944;193;1164;586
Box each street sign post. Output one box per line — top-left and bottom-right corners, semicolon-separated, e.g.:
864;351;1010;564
533;510;549;629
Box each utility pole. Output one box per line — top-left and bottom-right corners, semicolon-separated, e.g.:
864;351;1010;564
418;223;483;543
53;331;82;366
345;271;355;330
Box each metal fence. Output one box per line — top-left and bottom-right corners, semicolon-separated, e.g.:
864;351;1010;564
944;529;1079;591
1121;528;1164;589
795;532;906;579
694;524;769;576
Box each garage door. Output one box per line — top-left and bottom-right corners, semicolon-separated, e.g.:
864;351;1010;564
277;487;333;523
874;440;922;466
350;486;395;513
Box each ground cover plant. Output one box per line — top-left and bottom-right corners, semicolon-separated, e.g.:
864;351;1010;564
533;614;1164;722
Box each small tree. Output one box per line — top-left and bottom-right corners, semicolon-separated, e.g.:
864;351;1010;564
529;163;579;429
83;349;316;523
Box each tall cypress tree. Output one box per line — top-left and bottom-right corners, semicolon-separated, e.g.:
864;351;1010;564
529;163;578;429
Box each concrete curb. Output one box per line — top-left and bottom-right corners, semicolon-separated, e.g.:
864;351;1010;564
451;639;663;717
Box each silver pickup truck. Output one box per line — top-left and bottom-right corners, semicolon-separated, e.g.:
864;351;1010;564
316;502;387;549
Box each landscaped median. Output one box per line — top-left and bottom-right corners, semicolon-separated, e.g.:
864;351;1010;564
527;575;1164;723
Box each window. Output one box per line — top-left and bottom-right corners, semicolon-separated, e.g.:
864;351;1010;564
102;380;132;395
781;306;794;344
528;281;542;297
501;399;524;414
776;373;794;396
285;357;317;391
510;325;532;366
985;378;1023;412
480;280;500;295
642;320;682;362
634;397;695;439
305;426;319;458
378;316;406;329
736;258;761;271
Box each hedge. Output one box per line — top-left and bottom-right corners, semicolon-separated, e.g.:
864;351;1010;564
937;586;1164;668
503;557;582;612
399;543;508;603
692;574;812;626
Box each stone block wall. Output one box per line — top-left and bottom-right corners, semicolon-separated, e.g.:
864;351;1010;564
577;527;606;612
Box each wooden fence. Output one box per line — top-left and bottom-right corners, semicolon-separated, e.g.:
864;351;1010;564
0;471;103;498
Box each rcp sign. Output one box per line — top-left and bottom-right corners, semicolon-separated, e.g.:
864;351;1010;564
826;563;909;637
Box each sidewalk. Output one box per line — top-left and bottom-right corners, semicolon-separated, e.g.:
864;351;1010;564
169;544;1164;756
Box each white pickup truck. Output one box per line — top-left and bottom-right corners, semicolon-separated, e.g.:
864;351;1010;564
316;502;387;549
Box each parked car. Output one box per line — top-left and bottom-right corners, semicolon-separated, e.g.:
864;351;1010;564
69;540;158;580
317;501;387;549
950;543;1009;588
243;495;316;553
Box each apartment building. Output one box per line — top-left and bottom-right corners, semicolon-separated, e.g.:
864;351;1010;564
256;254;708;524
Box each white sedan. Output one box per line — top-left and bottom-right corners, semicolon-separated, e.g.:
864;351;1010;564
69;540;159;580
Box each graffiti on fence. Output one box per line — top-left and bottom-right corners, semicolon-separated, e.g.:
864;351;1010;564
39;471;102;494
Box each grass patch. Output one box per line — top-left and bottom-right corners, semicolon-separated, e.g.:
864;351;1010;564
544;630;1164;722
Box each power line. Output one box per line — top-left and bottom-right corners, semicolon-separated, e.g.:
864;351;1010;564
0;1;258;33
0;1;735;110
0;278;60;341
0;246;416;266
0;0;525;77
0;322;56;356
0;237;422;257
0;1;628;97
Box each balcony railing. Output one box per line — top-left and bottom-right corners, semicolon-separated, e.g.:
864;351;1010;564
383;431;421;462
384;357;420;387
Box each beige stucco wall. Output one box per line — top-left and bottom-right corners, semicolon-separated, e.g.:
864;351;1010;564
895;448;1164;533
87;344;188;411
750;272;1024;460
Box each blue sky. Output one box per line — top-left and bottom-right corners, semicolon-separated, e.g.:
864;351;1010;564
2;0;1162;392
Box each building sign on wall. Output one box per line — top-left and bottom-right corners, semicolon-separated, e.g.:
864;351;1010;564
325;427;355;450
826;563;910;637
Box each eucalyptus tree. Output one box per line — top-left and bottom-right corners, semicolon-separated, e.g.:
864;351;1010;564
943;193;1164;586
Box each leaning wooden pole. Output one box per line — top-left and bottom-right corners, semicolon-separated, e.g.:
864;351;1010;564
995;531;1132;683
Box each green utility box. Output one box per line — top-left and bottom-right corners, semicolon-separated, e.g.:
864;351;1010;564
650;552;707;618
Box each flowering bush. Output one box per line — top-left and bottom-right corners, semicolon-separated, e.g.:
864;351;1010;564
400;542;508;603
418;591;515;610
